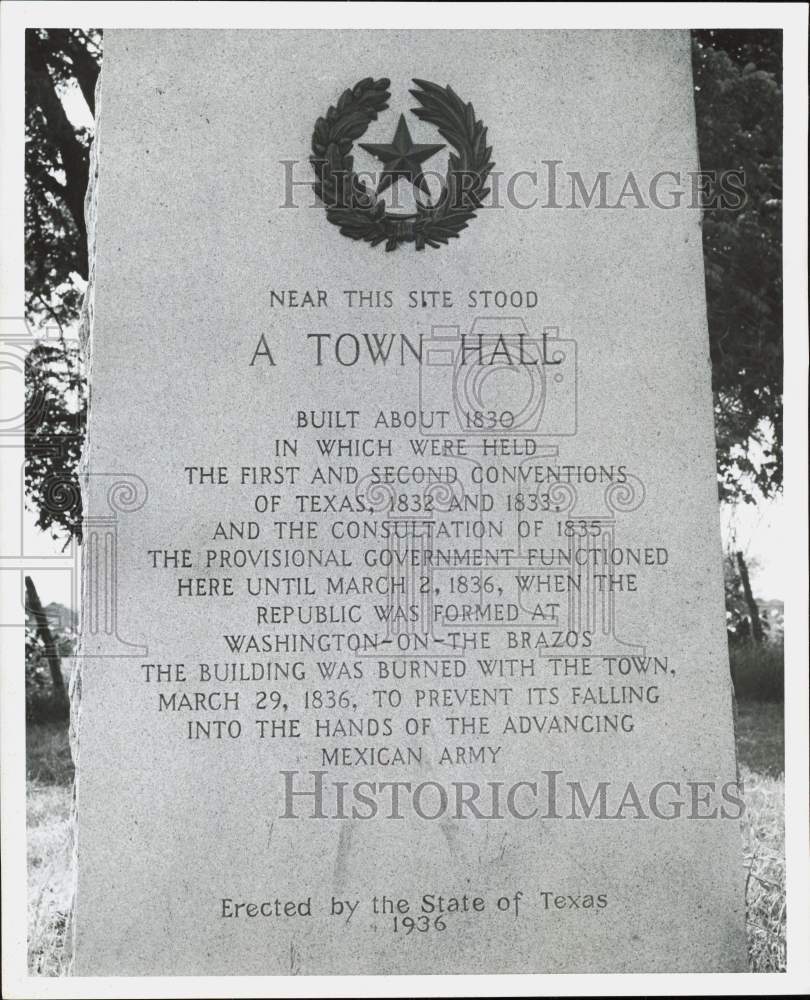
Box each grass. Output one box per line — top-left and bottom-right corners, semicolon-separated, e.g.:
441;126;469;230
728;642;786;971
27;718;74;786
27;722;74;976
733;696;785;972
26;703;786;975
730;640;784;702
735;701;784;776
740;764;786;971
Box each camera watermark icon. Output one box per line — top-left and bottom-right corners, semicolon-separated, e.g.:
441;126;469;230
419;317;577;438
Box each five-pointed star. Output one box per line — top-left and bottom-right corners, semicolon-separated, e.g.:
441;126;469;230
359;114;445;197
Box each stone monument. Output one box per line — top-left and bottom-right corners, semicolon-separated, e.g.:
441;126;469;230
71;29;747;974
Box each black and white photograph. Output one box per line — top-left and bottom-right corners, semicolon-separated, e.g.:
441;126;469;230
1;3;807;997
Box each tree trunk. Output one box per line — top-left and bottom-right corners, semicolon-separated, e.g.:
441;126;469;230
26;32;90;277
25;575;70;716
735;550;764;643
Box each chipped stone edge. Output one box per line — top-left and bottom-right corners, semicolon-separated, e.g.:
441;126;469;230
64;55;103;977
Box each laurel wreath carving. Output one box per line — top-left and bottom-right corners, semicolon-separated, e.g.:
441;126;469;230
311;77;494;251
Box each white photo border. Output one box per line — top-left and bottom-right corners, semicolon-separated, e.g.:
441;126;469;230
1;3;807;997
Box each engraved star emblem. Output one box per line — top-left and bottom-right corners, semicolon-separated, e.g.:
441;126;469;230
359;113;446;197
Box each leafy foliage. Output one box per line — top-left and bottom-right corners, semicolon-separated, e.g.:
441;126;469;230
24;29;99;544
25;341;86;542
26;618;76;721
724;552;769;643
26;29;101;327
692;32;782;503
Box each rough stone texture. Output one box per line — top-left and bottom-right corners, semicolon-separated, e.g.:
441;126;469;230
72;29;747;975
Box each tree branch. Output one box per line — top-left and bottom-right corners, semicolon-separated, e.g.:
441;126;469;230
27;32;90;277
55;29;101;115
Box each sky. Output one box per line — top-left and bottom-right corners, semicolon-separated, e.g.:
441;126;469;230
721;494;785;600
60;78;94;129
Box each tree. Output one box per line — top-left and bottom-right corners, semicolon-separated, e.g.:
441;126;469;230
25;28;101;325
723;551;768;644
25;338;86;542
25;576;70;719
25;29;100;543
692;31;783;504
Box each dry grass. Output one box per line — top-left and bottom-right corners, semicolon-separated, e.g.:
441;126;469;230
27;722;74;976
740;765;786;971
26;704;787;974
28;782;73;975
735;700;785;972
